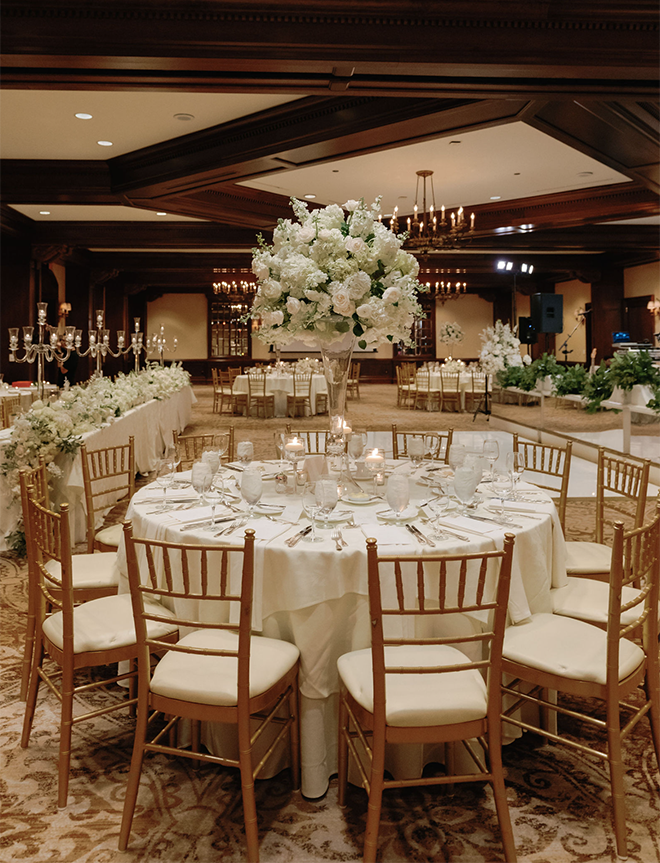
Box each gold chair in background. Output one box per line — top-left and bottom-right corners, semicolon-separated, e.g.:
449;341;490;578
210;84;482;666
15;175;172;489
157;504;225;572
1;394;22;428
174;428;235;469
439;371;461;412
391;424;453;464
80;436;135;554
247;370;275;418
512;434;572;530
286;372;313;418
347;361;361;399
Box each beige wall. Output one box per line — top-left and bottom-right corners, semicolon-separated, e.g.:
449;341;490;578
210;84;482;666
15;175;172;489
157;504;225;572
624;261;659;299
147;293;207;360
435;294;492;359
554;279;591;364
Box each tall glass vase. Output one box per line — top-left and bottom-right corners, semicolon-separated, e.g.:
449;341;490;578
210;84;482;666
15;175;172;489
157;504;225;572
319;331;355;436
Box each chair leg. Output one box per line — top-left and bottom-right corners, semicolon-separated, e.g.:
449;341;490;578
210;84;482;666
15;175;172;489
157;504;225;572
238;722;259;863
58;663;75;808
488;725;517;863
644;656;660;771
606;722;628;860
288;679;301;792
363;733;385;863
20;582;37;701
118;703;150;851
337;688;349;806
21;638;44;748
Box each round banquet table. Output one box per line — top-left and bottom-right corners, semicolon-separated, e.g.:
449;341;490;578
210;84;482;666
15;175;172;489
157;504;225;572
231;373;327;417
116;460;568;798
415;371;490;412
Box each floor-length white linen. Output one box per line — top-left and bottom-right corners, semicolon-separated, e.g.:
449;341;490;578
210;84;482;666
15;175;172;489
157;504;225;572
117;463;567;798
232;373;327;416
0;386;195;550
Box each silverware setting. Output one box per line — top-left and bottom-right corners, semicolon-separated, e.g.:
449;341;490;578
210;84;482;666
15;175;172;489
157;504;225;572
285;525;312;546
214;516;249;537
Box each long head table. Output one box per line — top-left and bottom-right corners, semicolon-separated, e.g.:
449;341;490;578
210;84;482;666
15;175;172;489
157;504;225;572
117;458;567;798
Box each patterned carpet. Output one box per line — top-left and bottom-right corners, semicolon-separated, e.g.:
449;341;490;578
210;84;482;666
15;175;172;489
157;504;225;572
2;384;659;862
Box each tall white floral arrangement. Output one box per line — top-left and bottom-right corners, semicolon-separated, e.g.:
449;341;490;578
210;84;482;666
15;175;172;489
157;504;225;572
248;197;427;349
437;321;464;345
478;320;524;374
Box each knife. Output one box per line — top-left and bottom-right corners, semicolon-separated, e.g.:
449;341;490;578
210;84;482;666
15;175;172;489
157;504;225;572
177;515;235;531
467;513;525;529
224;464;244;472
409;523;435;547
405;523;426;545
285;525;312;546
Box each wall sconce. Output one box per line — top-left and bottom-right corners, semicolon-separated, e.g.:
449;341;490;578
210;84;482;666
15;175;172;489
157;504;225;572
647;297;660;317
58;302;72;318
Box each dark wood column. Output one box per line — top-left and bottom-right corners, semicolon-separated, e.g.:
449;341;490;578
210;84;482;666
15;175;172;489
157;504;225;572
591;265;624;363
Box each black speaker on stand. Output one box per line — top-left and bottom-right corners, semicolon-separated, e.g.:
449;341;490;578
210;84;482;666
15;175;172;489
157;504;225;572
518;317;537;344
531;293;563;333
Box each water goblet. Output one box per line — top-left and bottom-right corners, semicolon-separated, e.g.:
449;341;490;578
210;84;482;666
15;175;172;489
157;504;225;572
385;473;410;518
152;457;175;512
407;436;425;469
301;482;323;543
424;434;439;464
237;440;254;467
240;468;263;518
483;439;499;481
448;444;466;474
315;477;338;530
191;461;213;506
348;432;367;468
453;465;480;515
505;451;525;500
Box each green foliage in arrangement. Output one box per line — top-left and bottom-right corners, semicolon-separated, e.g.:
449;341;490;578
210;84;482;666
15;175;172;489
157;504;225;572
582;362;615;413
552;364;589;396
496;365;525;389
607;350;660;391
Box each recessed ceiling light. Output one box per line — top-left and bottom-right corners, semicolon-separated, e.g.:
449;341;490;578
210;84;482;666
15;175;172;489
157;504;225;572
97;140;113;147
332;169;339;173
39;210;51;215
174;113;195;121
490;195;501;200
156;212;167;216
74;112;93;120
304;194;316;200
577;171;594;178
448;140;461;145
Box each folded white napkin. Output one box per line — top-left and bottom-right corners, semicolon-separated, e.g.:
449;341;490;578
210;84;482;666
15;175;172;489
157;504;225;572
167;504;236;524
359;524;414;546
303;454;328;482
499;501;551;513
441;515;500;536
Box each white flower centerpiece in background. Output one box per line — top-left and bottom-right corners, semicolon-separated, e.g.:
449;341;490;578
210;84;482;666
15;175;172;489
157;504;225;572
248;197;427;433
478;320;529;375
437;321;465;346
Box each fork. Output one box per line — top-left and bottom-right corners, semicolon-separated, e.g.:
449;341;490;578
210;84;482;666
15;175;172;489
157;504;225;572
216;516;248;537
331;528;344;551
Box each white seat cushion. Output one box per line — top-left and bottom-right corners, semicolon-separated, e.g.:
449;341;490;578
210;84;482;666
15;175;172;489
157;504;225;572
95;522;123;548
43;593;178;654
337;644;487;728
503;613;644;684
150;628;300;706
551;578;649;626
45;552;119;591
564;541;612;574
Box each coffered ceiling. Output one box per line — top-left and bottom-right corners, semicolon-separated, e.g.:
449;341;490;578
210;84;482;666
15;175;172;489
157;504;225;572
1;1;658;295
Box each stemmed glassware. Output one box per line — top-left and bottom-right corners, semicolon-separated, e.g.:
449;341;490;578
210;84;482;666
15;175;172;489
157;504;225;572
385;473;409;518
453;459;482;515
301;482;323;543
448;444;466;473
489;470;514;523
505;451;525;500
240;468;263;518
424;434;439;465
315;477;338;530
483;439;500;481
237;440;254;467
152;456;175;512
348;432;367;470
407;437;425;469
191;460;213;506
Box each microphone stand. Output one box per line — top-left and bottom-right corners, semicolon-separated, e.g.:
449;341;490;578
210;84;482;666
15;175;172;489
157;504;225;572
558;309;591;366
472;373;491;422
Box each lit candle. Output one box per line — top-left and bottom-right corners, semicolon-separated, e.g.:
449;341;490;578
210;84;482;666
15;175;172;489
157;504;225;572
285;438;304;455
441;204;445;222
451;212;456;228
365;449;384;467
470;212;475;229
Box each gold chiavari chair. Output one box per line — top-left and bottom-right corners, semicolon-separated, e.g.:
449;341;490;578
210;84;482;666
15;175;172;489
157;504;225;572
512;434;572;530
337;535;517;863
119;524;300;863
173;428;235;470
80;436;136;554
286;372;313;417
391;424;453;464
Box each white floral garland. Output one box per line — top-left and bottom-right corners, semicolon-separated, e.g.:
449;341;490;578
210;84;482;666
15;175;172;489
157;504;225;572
1;363;190;505
248;197;427;348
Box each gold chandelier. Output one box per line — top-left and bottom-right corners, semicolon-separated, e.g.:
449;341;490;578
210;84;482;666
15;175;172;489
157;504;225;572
422;280;467;304
390;170;475;253
212;280;255;297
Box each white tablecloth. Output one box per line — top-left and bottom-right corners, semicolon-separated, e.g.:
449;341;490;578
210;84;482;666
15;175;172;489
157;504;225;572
0;386;195;550
415;372;489;412
232;373;327;417
116;461;567;798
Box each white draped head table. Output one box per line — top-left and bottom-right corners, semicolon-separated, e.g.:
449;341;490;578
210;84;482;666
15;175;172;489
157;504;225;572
116;459;567;798
231;372;328;417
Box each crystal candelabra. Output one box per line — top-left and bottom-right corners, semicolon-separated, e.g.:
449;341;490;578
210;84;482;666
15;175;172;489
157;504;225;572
75;309;137;377
147;325;177;366
8;302;74;400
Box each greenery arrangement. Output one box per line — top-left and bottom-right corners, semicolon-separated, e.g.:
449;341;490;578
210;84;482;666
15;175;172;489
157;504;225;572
607;350;660;391
552;364;589;397
581;362;615;413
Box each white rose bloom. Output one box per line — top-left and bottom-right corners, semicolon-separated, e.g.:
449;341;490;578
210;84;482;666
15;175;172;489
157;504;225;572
345;236;367;255
262;310;284;327
298;225;316;243
382;286;402;304
343;199;360;212
332;287;355;316
261;278;282;300
286;296;302;315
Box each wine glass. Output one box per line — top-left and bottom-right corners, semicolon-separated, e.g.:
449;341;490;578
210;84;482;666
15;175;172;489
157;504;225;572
301;482;323;543
428;490;452;539
424;434;439;465
505;451;525;500
448;444;466;474
152;457;175;512
237;440;254;466
315;477;338;530
348;432;367;468
240;468;263;518
407;437;425;469
483;439;500;481
385;473;409;518
490;470;514;523
453;464;480;515
191;461;213;506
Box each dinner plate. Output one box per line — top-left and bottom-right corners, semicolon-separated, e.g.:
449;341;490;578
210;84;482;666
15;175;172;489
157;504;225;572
254;503;286;515
343;493;380;505
376;505;419;521
314;509;353;524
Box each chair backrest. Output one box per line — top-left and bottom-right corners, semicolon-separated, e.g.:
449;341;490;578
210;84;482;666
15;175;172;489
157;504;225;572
80;436;135;552
247;370;267;398
291;373;312;398
391;424;453;463
19;459;50;512
123;522;256;704
595;448;650;544
174;428;235;470
606;512;659;687
284;424;329;454
211;367;219;387
398;364;416;387
349;362;360;380
26;496;75;643
471;371;486;392
366;534;515;728
440;372;460;394
1;394;22;428
512;434;572;529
